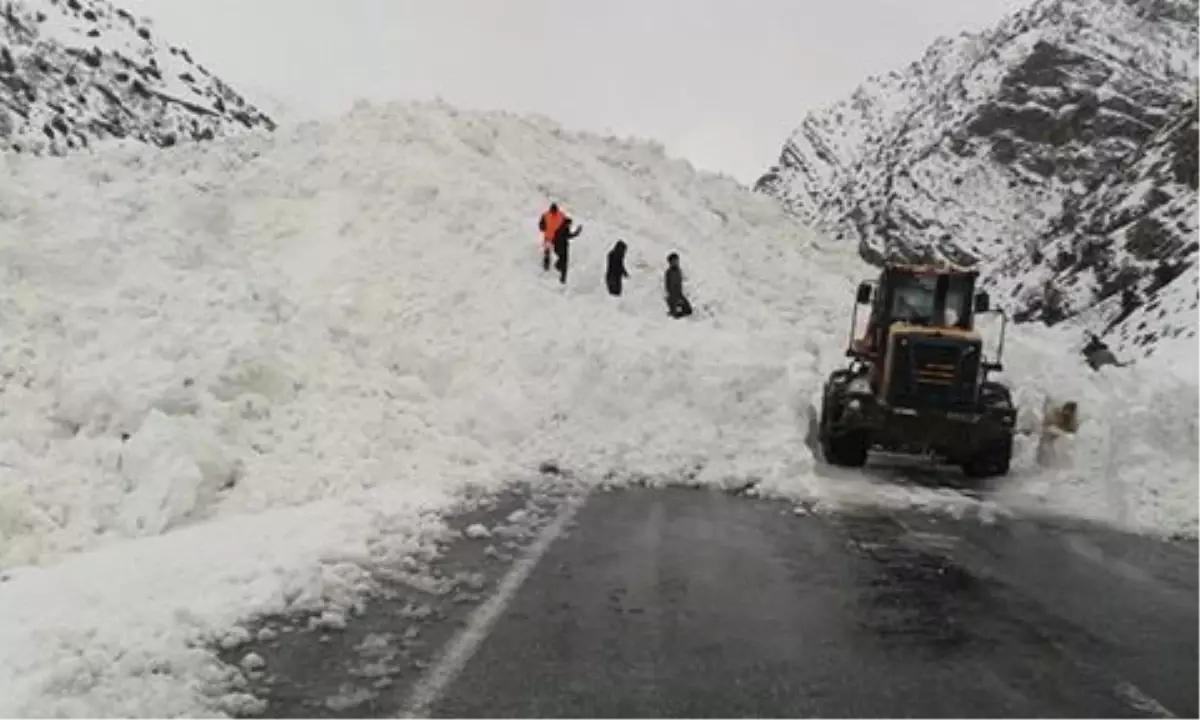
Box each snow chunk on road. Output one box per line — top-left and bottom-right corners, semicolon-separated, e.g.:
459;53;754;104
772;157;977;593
463;524;492;540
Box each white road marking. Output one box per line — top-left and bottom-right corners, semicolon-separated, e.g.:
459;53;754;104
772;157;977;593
1114;680;1177;718
398;492;588;718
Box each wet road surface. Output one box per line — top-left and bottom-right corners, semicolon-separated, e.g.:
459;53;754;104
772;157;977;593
224;484;1198;718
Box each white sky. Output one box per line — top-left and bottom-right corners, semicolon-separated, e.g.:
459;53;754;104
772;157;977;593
120;0;1032;183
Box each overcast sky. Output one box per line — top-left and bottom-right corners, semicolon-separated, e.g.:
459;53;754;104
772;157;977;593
120;0;1031;183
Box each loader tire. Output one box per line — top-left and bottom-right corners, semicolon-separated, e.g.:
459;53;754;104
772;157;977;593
826;430;870;468
962;433;1013;479
964;382;1016;479
818;370;870;468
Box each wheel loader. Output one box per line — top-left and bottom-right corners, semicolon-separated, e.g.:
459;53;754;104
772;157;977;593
818;263;1017;478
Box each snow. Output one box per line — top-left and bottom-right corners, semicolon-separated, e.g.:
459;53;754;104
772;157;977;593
0;99;1196;715
0;100;848;715
0;490;449;716
1125;263;1200;365
985;317;1199;535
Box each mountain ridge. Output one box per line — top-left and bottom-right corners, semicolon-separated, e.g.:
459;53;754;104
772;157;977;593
1;0;274;156
756;0;1198;358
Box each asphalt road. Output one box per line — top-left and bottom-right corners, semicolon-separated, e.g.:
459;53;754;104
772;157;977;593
227;484;1198;718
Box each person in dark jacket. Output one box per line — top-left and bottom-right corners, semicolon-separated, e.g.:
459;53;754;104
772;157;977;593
605;240;630;296
664;252;693;318
552;217;583;284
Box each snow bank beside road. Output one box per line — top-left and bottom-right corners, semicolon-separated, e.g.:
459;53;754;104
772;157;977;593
0;493;450;717
992;321;1199;538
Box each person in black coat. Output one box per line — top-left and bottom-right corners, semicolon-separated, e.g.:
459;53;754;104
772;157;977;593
664;252;693;318
605;240;630;296
552;217;583;284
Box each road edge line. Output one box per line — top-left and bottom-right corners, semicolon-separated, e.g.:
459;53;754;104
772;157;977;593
1114;680;1178;718
398;491;588;718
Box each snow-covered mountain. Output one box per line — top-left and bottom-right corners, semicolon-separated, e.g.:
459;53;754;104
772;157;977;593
990;98;1198;352
0;0;274;155
756;0;1198;358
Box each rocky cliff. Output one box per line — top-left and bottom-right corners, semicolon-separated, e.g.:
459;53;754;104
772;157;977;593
1;0;274;156
757;0;1198;357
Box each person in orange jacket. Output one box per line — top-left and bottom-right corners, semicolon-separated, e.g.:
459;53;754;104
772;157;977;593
537;203;565;272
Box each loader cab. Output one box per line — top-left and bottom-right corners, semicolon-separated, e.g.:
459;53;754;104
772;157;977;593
824;263;1016;479
854;265;991;358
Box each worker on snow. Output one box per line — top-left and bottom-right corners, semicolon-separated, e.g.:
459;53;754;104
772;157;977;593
552;216;583;284
538;203;565;272
606;240;630;296
664;252;693;318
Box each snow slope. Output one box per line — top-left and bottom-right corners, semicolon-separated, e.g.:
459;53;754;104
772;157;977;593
1;0;274;155
0;100;1195;715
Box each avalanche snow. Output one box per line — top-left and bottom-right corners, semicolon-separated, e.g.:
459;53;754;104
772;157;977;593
0;100;1195;716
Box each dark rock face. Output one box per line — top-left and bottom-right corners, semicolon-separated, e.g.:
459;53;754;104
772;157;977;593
990;101;1198;356
756;0;1198;358
1;0;274;156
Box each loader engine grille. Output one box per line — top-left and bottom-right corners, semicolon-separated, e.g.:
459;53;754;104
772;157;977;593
888;335;981;412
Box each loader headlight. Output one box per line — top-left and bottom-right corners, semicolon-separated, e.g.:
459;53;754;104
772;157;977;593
848;399;862;411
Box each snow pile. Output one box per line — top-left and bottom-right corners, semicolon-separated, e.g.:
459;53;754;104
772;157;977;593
0;101;856;569
0;100;848;715
987;317;1199;536
0;100;1195;715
